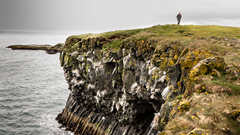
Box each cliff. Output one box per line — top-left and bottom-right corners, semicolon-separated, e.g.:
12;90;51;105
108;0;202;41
56;25;240;135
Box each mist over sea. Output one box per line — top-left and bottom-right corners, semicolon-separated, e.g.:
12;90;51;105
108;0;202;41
0;31;78;135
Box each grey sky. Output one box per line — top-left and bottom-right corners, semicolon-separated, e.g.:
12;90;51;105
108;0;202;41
0;0;239;33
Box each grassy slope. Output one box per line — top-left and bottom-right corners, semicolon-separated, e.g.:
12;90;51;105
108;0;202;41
66;25;240;134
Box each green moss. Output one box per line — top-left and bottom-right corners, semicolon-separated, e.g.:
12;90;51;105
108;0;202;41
67;55;74;67
72;64;75;69
86;64;90;72
175;95;182;99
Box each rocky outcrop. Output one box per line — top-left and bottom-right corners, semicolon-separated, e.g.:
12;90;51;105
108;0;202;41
57;37;161;134
55;33;231;135
7;43;64;54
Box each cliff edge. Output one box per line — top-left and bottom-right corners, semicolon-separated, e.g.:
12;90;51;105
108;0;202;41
56;25;240;135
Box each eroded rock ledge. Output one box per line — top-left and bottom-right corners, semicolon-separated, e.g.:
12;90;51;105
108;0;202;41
56;34;230;135
7;43;63;54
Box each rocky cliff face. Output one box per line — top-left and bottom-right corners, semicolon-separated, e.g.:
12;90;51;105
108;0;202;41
55;33;230;134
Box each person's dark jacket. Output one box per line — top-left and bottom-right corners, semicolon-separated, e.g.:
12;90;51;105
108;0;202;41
177;14;182;20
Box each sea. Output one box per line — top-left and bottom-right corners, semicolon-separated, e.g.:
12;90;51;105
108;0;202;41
0;31;81;135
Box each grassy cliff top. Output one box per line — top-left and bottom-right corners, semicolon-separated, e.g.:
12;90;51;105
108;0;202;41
70;24;240;40
66;24;240;66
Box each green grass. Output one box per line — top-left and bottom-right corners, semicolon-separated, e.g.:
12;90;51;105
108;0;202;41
98;28;143;39
208;81;240;95
64;24;240;52
70;28;143;40
198;68;240;95
102;39;123;51
67;25;240;42
70;33;96;39
226;116;240;134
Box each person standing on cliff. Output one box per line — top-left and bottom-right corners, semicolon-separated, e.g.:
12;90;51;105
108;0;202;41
176;12;182;25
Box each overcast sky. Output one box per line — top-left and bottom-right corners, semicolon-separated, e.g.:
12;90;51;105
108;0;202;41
0;0;239;33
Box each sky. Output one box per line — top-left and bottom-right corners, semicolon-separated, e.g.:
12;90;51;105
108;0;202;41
0;0;239;33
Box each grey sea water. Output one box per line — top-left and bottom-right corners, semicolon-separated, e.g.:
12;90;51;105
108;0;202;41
0;31;77;135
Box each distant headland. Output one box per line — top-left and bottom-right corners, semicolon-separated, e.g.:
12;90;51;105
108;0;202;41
6;43;64;54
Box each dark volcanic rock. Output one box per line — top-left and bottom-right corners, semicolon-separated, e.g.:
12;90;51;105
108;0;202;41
57;37;173;135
